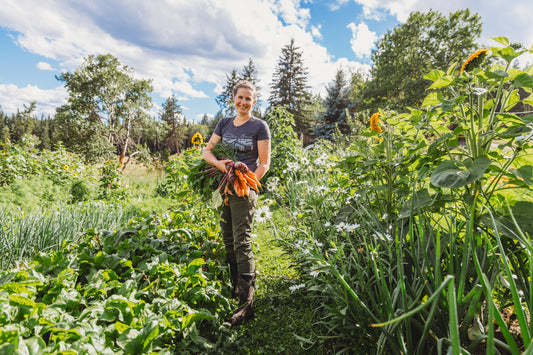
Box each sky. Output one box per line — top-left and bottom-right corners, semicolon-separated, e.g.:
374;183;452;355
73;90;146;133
1;0;532;122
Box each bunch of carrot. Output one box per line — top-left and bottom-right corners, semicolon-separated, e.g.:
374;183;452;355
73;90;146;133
206;160;261;203
231;162;261;197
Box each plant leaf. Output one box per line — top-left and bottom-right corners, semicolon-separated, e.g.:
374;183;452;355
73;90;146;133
491;36;509;46
498;125;531;138
510;165;533;185
430;157;491;188
513;73;533;88
424;69;445;81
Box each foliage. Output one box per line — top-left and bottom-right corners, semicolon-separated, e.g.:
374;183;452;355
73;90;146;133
56;53;153;163
0;202;138;269
263;106;303;181
363;9;482;112
265;36;533;351
0;203;232;354
269;39;313;138
98;159;131;200
0;136;95;206
419;37;533;228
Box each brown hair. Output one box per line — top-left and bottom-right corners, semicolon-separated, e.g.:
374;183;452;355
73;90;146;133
232;80;257;100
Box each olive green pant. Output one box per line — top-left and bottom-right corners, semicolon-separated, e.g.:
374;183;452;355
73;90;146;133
220;189;258;274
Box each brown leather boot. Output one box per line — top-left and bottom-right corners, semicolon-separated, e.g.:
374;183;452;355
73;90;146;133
229;273;255;326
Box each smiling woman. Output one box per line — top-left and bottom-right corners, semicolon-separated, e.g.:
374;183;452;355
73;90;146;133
202;79;271;326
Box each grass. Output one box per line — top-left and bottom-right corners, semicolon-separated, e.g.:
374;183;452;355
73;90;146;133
227;201;334;354
0;203;139;269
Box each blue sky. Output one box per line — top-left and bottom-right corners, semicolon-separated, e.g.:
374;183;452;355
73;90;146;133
1;0;532;121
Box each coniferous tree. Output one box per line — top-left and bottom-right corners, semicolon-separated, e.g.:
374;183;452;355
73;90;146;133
1;126;10;144
215;69;240;117
160;96;186;155
269;39;312;139
313;68;351;140
12;103;37;143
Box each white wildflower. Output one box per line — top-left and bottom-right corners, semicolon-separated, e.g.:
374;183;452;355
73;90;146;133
286;161;300;172
289;283;306;293
335;222;360;233
255;206;273;223
315;185;328;194
310;270;320;277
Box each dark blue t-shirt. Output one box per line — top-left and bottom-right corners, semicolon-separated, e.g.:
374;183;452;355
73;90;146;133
214;116;270;172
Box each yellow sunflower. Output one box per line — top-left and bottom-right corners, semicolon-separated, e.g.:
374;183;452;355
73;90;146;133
191;132;204;146
370;112;383;133
461;49;489;73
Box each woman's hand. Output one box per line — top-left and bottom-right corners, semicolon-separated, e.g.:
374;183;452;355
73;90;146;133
216;159;233;172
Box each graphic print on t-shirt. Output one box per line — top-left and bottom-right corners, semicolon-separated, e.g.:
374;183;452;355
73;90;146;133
222;132;254;154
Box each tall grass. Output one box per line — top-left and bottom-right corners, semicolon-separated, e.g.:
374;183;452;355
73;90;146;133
0;202;138;269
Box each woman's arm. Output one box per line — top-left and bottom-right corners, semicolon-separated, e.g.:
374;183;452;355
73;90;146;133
202;134;232;172
254;139;271;180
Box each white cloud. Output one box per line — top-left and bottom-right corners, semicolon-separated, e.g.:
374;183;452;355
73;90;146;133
0;84;67;117
15;0;529;119
353;0;533;49
37;61;54;71
347;22;378;58
1;0;351;117
311;25;323;40
328;0;350;11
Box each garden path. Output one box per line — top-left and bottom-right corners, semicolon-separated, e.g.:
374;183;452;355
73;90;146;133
230;208;329;354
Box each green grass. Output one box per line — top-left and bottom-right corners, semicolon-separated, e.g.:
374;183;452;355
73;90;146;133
226;202;334;354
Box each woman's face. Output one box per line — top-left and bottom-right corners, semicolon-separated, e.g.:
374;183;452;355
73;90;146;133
234;87;256;115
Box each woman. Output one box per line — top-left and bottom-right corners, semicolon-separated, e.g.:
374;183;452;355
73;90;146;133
202;80;271;326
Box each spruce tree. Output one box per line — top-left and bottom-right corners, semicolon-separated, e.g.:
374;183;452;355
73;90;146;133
215;69;240;117
314;68;351;140
160;96;186;154
269;39;312;139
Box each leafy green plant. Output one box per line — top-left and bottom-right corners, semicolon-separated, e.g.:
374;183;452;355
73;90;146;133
0;202;232;354
420;37;533;226
263;105;304;181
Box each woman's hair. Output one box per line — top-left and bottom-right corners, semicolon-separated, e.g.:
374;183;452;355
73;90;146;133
232;80;257;100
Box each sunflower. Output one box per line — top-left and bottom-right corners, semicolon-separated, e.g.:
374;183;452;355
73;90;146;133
370;112;383;133
191;132;204;146
63;164;69;170
461;48;489;73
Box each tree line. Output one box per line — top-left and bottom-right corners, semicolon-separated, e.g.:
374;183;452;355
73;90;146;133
1;9;487;162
